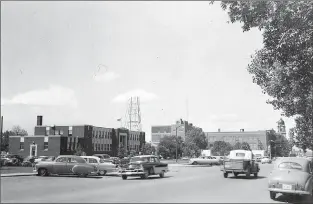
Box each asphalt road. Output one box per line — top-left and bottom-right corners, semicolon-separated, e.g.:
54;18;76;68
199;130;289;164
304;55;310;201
1;164;312;203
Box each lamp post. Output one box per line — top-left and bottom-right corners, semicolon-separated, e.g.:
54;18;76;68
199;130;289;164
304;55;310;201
175;119;184;163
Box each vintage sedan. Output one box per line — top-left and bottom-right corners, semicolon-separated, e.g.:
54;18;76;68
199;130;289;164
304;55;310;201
81;156;117;176
189;156;221;165
261;156;272;164
34;155;98;177
119;155;169;180
268;157;313;200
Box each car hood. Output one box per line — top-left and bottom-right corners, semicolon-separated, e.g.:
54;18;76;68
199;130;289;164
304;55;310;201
269;170;311;185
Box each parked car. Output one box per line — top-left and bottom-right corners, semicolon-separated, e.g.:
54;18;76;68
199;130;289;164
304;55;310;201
221;150;260;178
261;157;272;164
4;154;24;166
81;156;117;176
34;155;98;177
119;155;169;180
34;156;50;164
41;156;56;162
189;156;220;165
22;156;36;167
93;154;110;160
268;157;313;200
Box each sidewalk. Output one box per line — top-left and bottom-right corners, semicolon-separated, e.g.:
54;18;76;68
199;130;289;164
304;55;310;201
1;172;37;177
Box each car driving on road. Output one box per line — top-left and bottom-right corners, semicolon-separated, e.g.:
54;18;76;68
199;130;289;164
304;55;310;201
261;156;272;164
34;155;98;177
119;155;169;180
268;157;313;200
189;156;220;165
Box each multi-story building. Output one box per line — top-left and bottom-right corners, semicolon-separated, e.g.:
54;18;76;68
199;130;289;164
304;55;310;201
151;119;194;146
205;129;268;150
9;116;145;158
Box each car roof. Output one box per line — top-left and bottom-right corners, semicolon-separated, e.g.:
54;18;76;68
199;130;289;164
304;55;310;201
275;157;310;167
133;155;156;158
81;156;99;160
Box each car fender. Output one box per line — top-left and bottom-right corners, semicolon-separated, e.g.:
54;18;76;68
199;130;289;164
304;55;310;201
304;176;313;192
72;164;93;174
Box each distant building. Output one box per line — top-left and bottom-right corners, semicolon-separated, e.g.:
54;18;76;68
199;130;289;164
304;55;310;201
205;129;268;151
151;119;194;146
9;116;145;157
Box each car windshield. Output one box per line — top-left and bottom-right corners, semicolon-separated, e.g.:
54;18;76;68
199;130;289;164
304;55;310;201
278;162;303;171
130;157;149;162
236;153;245;157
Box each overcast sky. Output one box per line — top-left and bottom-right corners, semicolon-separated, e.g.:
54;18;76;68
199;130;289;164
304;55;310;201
1;1;295;141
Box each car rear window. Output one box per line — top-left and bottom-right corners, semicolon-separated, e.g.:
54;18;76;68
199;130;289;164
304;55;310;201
278;162;303;170
236;153;245;157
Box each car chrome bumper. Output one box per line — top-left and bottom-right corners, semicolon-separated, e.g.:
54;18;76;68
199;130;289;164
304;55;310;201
119;170;145;176
268;188;311;195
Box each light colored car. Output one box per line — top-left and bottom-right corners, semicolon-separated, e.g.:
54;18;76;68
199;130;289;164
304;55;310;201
34;156;50;164
34;155;98;177
189;156;220;165
268;157;313;200
81;156;117;176
261;157;272;164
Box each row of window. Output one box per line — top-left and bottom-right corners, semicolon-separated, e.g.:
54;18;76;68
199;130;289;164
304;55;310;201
93;143;112;152
19;142;49;151
208;136;263;142
67;137;78;151
45;126;72;136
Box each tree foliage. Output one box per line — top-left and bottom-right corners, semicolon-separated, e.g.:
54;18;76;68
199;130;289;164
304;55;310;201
232;141;251;151
217;1;313;150
11;125;28;136
211;141;233;156
157;136;184;159
183;127;208;157
118;146;127;158
141;143;156;155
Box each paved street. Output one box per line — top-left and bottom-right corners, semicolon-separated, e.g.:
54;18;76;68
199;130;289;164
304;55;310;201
1;164;312;203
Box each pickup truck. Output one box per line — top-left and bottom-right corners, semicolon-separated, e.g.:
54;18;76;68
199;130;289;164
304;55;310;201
221;150;260;178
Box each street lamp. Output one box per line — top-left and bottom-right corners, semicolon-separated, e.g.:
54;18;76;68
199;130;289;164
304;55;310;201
175;119;184;163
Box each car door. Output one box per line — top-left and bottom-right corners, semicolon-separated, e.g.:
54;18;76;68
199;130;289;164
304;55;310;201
66;157;80;174
154;157;164;174
53;157;68;174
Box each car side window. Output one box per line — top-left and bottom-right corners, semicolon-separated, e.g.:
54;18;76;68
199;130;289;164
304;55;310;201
154;157;160;163
89;158;98;164
56;157;67;163
149;157;155;163
68;158;78;163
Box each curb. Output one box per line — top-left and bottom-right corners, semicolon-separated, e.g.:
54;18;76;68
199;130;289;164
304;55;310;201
1;173;37;177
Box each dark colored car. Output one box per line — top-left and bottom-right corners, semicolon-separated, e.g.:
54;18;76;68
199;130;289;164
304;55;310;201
4;155;24;166
120;155;169;180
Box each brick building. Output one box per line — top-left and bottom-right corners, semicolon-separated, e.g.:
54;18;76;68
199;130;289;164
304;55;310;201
151;119;195;146
9;116;145;158
204;129;268;150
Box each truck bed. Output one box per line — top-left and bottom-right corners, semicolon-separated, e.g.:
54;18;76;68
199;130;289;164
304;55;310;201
224;160;244;170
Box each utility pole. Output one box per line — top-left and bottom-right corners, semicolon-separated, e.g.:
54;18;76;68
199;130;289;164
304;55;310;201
0;116;3;150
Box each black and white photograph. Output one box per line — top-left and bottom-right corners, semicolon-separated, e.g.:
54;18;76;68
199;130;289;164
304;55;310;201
1;0;313;203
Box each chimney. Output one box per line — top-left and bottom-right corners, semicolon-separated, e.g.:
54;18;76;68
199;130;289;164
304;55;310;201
218;128;221;132
37;116;43;126
240;129;245;132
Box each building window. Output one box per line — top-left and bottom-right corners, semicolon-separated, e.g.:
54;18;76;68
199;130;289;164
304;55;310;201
20;137;24;150
68;126;73;136
60;130;64;135
55;129;60;135
44;137;49;150
46;127;50;136
93;144;96;151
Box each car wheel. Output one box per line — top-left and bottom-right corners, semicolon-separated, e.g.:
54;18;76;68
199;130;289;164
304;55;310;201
122;175;127;180
98;170;107;176
159;171;165;178
234;172;238;177
223;173;228;178
270;191;276;200
192;161;198;165
38;168;48;177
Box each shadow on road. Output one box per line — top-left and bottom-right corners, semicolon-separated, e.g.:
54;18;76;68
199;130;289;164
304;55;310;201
275;194;313;203
124;176;174;181
44;175;103;179
228;176;267;180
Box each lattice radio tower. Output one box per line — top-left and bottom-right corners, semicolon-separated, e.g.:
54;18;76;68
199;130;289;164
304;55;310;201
123;97;142;131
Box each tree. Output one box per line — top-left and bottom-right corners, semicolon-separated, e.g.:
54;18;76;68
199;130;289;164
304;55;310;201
11;125;28;136
211;141;233;156
74;143;85;156
141;143;156;155
158;136;184;159
215;1;313;150
118;146;127;158
232;142;251;151
1;130;15;152
183;127;208;157
233;142;242;150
